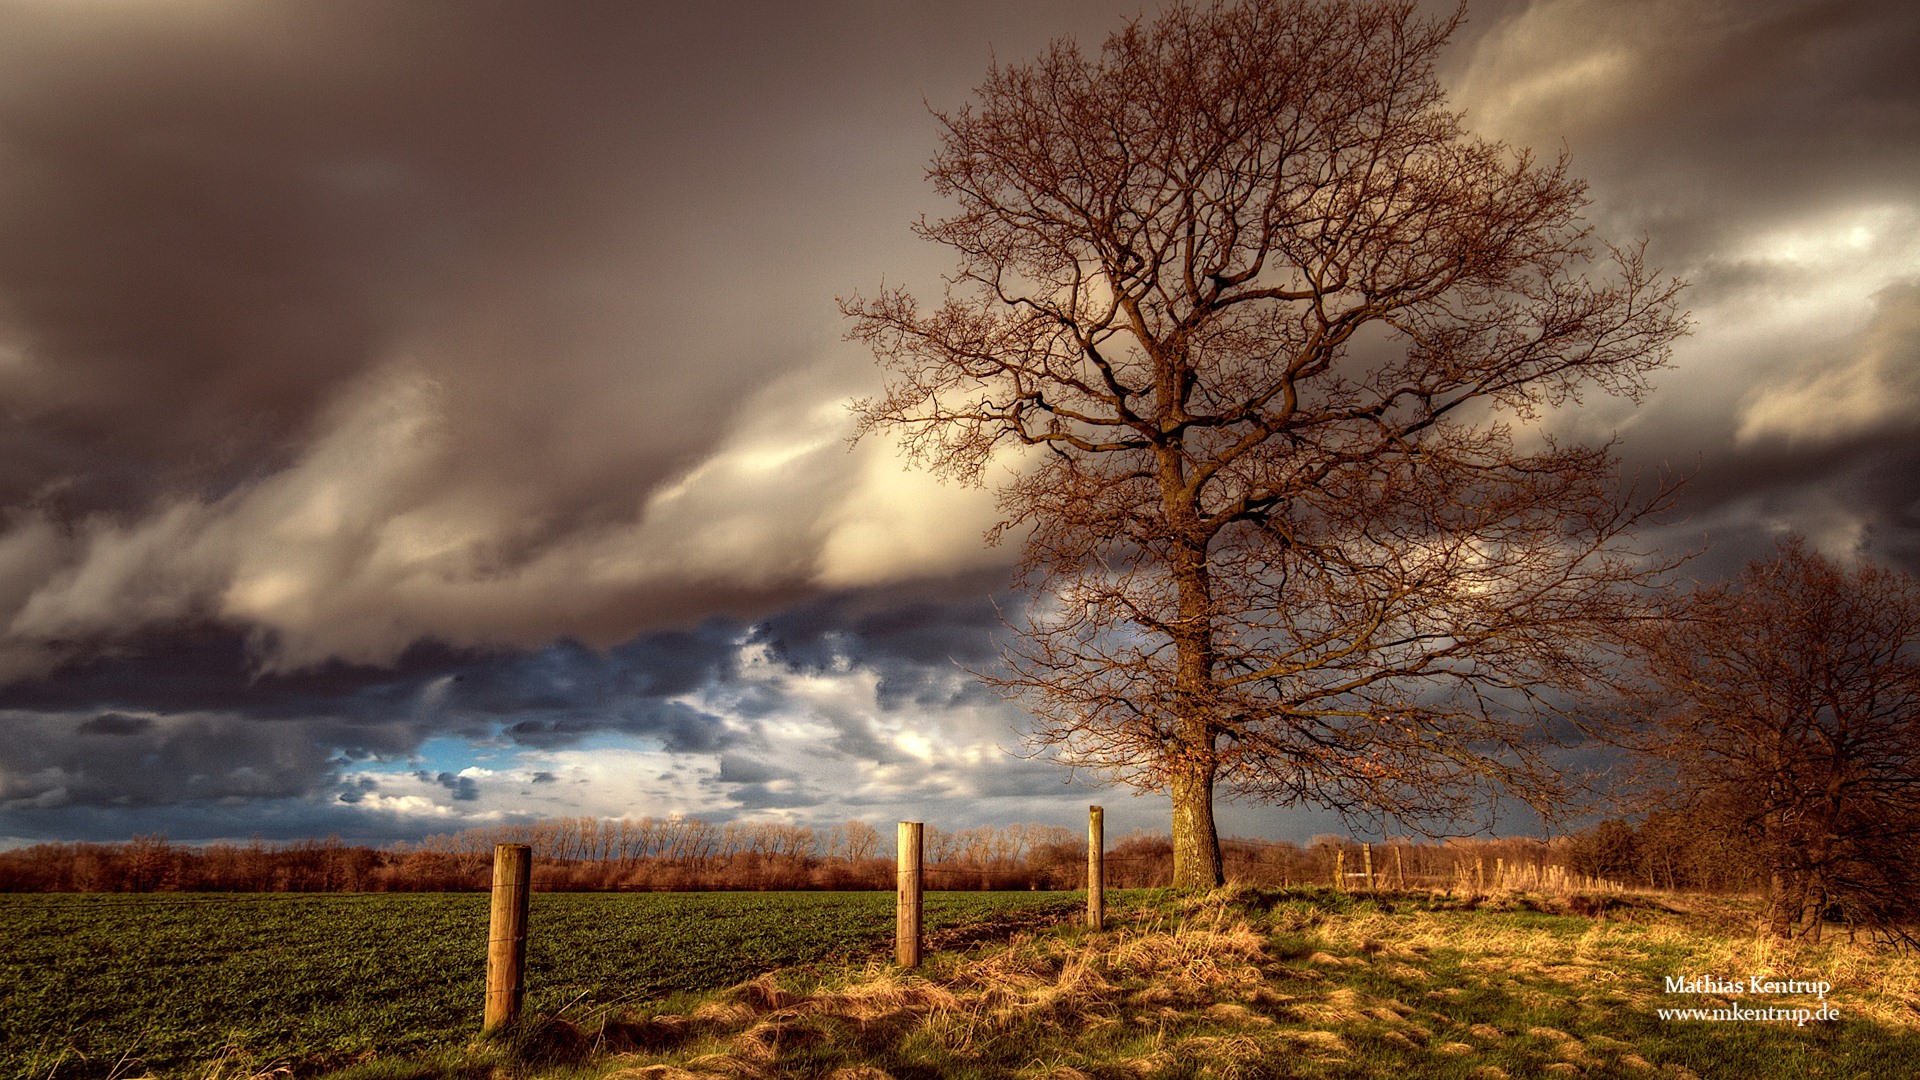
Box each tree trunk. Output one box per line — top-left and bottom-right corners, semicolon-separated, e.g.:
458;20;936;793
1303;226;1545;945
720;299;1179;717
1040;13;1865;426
1766;864;1802;940
1798;868;1827;944
1167;514;1224;890
1171;751;1223;888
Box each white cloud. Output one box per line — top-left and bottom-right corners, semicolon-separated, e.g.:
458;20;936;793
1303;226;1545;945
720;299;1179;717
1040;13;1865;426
0;348;1019;678
344;790;461;819
9;500;226;639
0;512;65;626
1735;265;1920;447
1445;0;1702;147
814;434;1016;588
1735;320;1920;446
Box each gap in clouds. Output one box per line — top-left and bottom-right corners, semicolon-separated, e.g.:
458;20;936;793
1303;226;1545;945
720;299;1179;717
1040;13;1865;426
0;579;1197;845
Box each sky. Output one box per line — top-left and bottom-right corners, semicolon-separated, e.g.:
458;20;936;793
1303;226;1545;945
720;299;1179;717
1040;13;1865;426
1;0;1916;849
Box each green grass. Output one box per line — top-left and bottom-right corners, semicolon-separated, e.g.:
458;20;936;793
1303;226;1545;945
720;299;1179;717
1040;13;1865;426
384;886;1920;1080
0;890;1081;1079
14;888;1920;1079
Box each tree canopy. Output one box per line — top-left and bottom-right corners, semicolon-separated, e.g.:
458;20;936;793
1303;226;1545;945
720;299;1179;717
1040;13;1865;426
846;0;1687;887
1624;540;1920;943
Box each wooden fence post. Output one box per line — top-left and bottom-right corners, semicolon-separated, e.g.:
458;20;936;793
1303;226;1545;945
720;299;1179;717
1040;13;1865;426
897;822;923;968
1395;845;1406;889
1334;848;1345;891
1363;843;1374;891
1087;806;1105;931
483;844;531;1033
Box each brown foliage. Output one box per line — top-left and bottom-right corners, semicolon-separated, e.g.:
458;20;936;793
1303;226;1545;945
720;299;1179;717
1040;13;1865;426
1558;814;1761;894
0;816;1619;897
1619;539;1920;942
845;0;1687;887
0;818;1066;892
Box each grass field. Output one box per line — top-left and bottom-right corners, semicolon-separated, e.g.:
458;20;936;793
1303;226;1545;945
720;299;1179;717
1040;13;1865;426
0;890;1082;1079
10;887;1920;1079
345;888;1918;1080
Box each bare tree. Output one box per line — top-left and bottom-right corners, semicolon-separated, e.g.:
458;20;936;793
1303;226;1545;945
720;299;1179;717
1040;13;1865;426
845;0;1686;887
1623;540;1920;942
832;819;884;862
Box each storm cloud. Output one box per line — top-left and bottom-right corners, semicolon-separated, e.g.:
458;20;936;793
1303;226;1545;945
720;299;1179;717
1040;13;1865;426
1445;0;1920;576
1;0;1916;845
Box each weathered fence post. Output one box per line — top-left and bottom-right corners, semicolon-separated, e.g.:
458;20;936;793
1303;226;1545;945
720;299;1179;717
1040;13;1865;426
1334;848;1345;891
483;843;531;1033
1087;805;1105;931
1363;842;1374;891
1496;857;1505;890
897;822;923;968
1395;845;1406;889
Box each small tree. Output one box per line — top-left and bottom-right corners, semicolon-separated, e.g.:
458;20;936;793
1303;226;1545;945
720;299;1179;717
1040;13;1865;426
846;0;1686;887
1564;819;1640;884
1624;540;1920;942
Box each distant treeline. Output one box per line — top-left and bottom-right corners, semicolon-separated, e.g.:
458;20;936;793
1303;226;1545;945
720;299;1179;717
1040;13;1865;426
0;816;1630;894
1556;811;1771;894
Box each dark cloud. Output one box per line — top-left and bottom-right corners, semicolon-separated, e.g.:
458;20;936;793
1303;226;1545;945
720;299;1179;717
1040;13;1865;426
753;577;1013;671
748;575;1022;718
714;754;798;786
1442;0;1920;575
0;0;1105;680
820;715;915;768
76;712;153;737
0;585;1035;840
0;712;375;811
336;776;377;805
500;700;733;754
0;0;1916;845
449;629;738;718
417;771;480;803
0;2;811;519
1448;0;1920;243
710;758;820;810
0;628;489;718
0;791;486;847
0;621;747;752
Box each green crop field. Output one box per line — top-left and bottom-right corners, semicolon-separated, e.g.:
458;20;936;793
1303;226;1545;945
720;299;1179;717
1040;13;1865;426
0;890;1082;1079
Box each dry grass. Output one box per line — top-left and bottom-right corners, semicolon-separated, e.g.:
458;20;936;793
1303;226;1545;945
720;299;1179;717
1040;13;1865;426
546;900;1305;1078
1309;889;1920;1034
313;886;1920;1080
